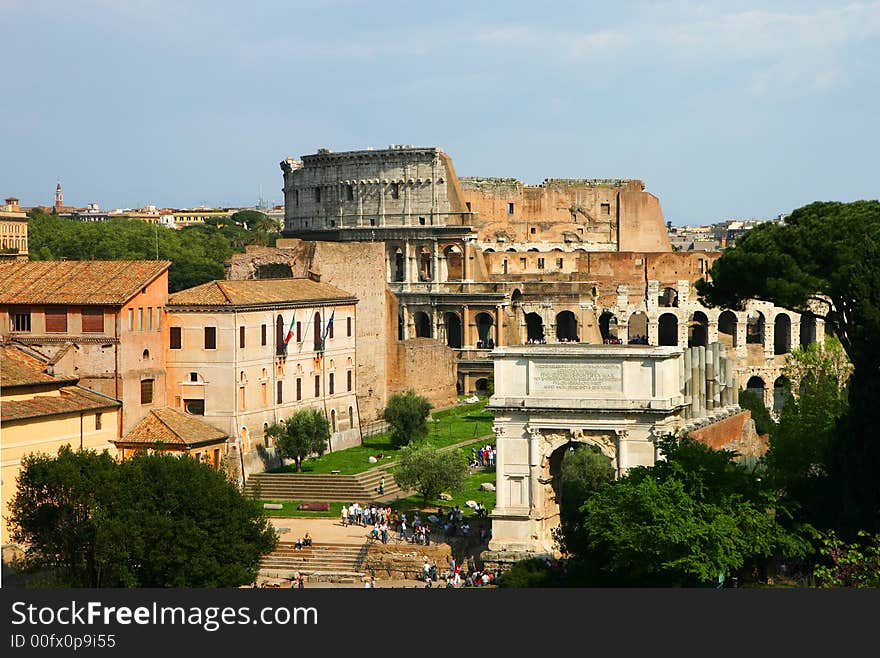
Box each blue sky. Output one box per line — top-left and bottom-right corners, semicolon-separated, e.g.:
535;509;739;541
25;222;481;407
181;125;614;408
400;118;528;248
1;0;878;225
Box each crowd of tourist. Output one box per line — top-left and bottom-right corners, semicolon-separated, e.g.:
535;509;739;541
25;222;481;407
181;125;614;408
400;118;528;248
471;444;496;468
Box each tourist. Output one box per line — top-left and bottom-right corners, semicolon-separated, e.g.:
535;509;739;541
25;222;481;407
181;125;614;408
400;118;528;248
378;476;385;495
341;504;349;527
303;531;312;547
381;522;389;545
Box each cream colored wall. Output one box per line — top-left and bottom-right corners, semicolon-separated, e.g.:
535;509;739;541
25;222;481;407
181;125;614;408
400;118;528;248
165;302;360;457
1;408;119;532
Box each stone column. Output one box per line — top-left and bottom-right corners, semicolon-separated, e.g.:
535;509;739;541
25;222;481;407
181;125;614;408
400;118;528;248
683;347;693;419
462;305;470;347
493;425;508;509
648;317;659;346
646;280;659;313
432;240;440;283
816;317;826;344
614;430;628;477
763;314;774;358
690;347;700;418
495;305;503;347
378;181;386;225
735;313;748;358
698;346;707;418
705;344;715;412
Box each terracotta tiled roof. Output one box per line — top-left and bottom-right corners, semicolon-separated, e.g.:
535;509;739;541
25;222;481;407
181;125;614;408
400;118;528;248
1;385;120;422
0;345;76;388
117;407;227;447
0;260;171;305
168;277;356;307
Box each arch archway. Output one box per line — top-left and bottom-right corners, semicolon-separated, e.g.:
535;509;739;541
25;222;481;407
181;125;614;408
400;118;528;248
444;245;463;280
393;247;405;282
475;378;489;395
774;376;790;412
330;409;337;433
746;311;765;344
413;311;432;338
746;376;766;402
718;310;737;347
241;427;250;452
525;312;545;342
800;314;817;348
555;310;578;342
688;311;708;347
659;287;678;308
418;246;432;281
475;312;494;347
628;312;648;344
658;313;678;346
444;312;462;348
511;289;522;306
774;314;791;354
599;311;618;343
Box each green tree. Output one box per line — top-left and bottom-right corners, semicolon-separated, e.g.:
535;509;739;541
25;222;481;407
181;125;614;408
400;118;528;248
266;408;330;472
814;531;880;588
764;337;852;530
561;437;810;586
392;444;468;504
696;200;880;536
381;390;432;448
554;444;615;556
8;447;277;587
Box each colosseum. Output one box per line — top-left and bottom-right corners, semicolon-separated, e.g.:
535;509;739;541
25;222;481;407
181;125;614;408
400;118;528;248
269;144;819;417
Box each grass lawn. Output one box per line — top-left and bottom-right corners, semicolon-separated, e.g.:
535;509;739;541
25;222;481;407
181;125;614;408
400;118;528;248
258;500;345;518
390;468;497;519
269;398;494;475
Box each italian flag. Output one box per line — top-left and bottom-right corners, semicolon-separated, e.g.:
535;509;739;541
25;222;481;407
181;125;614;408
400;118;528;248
284;312;296;344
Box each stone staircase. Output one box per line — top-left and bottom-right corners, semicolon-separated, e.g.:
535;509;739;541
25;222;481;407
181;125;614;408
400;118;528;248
244;466;402;503
259;541;370;583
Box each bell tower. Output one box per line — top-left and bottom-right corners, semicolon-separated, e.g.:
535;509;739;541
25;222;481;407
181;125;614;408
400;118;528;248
55;180;63;211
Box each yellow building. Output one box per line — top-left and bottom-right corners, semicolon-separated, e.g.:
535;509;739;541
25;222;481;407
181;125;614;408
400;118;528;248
165;277;360;478
0;197;28;259
0;345;121;532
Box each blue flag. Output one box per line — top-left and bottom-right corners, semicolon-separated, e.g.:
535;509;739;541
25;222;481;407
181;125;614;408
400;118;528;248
321;309;335;341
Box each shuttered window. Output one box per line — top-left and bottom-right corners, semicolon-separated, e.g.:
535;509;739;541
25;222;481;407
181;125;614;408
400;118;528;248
141;379;154;404
81;307;104;333
45;308;68;333
204;327;216;350
170;327;182;349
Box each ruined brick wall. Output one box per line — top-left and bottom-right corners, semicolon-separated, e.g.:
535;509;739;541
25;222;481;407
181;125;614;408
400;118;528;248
617;189;672;252
687;410;768;459
388;338;457;410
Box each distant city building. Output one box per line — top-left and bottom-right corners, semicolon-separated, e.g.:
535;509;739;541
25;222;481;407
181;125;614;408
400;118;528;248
0;197;28;259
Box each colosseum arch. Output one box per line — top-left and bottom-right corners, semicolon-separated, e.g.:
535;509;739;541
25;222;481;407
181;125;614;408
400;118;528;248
774;313;792;354
800;314;817;348
658;313;678;346
746;375;766;403
475;312;495;346
718;310;738;347
774;375;791;412
393;247;405;282
444;244;463;280
413;311;432;338
599;311;619;342
746;310;765;345
526;312;545;342
555;310;578;341
659;287;678;308
444;312;462;348
628;312;648;344
688;311;709;348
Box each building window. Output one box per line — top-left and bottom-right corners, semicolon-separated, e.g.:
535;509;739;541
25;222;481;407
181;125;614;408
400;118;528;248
262;382;268;405
95;413;102;430
520;257;526;268
239;386;246;409
127;308;133;330
530;227;536;234
346;184;354;201
137;308;144;331
276;381;283;404
601;203;611;216
390;183;400;199
294;190;299;206
537;258;545;269
45;307;68;333
141;379;154;404
296;377;302;401
315;375;320;397
466;202;472;211
329;373;335;395
239;325;245;349
331;409;336;433
556;258;564;269
190;372;198;382
184;399;204;415
261;324;267;346
81;307;104;333
204;326;216;350
156;307;161;330
508;202;515;214
315;187;321;203
10;309;31;332
143;349;150;360
347;317;352;336
296;321;302;342
329;317;334;339
147;307;153;331
170;327;182;349
419;217;425;225
347;370;353;391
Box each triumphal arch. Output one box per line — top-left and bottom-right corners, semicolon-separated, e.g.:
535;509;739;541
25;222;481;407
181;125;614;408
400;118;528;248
483;342;740;562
